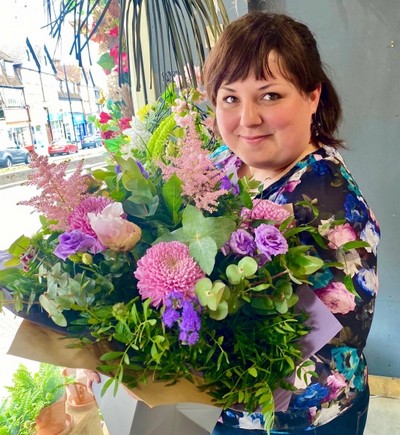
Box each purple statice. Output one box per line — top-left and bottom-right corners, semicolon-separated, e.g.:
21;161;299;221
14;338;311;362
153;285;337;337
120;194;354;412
162;292;202;346
254;224;288;261
162;306;181;327
229;229;257;256
135;160;149;178
54;230;97;260
179;299;202;345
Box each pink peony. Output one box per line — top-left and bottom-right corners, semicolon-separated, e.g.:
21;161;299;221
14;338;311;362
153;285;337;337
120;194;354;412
88;203;141;252
315;281;356;314
327;223;357;249
240;199;291;229
68;196;114;237
134;242;204;307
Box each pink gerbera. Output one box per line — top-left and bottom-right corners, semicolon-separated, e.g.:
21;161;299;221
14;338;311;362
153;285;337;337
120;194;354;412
68;196;114;237
134;242;204;307
241;199;291;228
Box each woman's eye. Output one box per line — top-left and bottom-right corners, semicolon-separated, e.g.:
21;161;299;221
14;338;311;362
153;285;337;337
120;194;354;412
263;93;280;101
223;96;238;104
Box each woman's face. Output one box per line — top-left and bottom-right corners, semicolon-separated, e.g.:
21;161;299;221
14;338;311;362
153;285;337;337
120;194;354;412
215;56;321;181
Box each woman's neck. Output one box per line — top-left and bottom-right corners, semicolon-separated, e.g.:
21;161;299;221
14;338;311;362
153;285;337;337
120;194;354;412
239;142;320;188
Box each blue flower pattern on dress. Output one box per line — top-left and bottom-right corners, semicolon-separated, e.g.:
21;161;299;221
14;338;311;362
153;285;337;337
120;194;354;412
217;146;380;432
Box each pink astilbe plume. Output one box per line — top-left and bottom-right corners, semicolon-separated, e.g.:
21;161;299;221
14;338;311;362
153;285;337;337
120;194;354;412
19;153;90;231
159;122;227;212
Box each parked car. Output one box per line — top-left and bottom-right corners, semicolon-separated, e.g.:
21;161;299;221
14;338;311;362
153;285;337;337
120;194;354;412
48;139;78;156
0;143;31;168
81;134;103;149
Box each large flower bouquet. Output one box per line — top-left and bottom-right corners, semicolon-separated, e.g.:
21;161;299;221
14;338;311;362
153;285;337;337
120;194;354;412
0;74;355;431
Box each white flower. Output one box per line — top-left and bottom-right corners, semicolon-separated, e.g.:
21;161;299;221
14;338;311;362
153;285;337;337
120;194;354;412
360;221;379;255
121;117;152;156
318;217;335;237
313;403;341;426
336;249;362;277
238;414;264;430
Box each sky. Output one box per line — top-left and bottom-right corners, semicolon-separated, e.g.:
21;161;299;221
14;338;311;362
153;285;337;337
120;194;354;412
0;0;92;62
0;0;106;86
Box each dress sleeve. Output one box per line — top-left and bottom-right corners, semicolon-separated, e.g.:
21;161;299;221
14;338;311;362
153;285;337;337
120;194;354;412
271;157;380;352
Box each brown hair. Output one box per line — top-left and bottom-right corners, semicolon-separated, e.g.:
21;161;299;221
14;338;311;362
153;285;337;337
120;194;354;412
203;12;344;148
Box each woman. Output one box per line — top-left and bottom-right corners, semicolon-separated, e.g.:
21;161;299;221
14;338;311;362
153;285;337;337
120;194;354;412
204;12;380;435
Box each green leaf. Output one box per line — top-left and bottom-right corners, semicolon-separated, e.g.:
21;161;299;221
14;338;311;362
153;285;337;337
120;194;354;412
8;235;31;257
340;240;370;251
97;52;115;71
226;264;242;285
237;257;258;277
209;300;229;320
99;351;124;361
189;236;217;275
162;174;183;224
103;137;126;153
248;367;258;377
0;268;22;286
291;254;324;275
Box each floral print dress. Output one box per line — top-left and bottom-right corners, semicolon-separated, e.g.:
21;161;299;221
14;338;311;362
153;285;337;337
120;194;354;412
218;146;380;431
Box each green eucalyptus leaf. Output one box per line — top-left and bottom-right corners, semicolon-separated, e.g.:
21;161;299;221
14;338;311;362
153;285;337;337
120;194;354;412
209;300;229;320
238;257;258;277
226;264;242;285
273;298;288;314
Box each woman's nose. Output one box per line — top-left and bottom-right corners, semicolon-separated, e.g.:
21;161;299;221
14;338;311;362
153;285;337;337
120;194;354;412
240;102;263;127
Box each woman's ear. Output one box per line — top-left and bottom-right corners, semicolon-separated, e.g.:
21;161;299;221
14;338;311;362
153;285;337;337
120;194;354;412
310;83;322;111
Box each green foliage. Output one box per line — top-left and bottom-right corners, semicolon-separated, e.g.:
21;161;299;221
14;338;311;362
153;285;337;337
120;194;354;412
0;363;65;435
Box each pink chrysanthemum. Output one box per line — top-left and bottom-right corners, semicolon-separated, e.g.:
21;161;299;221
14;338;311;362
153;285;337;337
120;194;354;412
68;196;113;236
241;199;291;228
134;241;204;307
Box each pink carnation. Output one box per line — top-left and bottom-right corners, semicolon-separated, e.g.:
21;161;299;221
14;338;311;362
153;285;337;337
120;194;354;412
68;196;114;237
315;281;356;314
134;242;204;307
241;199;291;228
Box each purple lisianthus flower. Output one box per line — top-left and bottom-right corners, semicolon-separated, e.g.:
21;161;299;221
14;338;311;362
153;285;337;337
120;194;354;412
229;229;256;256
54;230;97;260
254;224;288;260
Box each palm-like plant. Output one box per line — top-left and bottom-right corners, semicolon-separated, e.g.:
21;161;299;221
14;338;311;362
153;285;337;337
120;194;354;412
44;0;230;102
